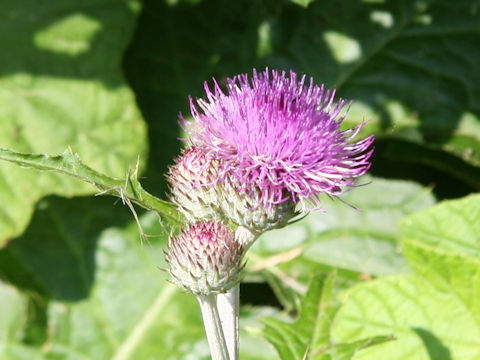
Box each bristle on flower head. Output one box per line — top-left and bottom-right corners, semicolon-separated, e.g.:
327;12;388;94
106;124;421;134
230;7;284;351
165;222;244;295
181;68;374;212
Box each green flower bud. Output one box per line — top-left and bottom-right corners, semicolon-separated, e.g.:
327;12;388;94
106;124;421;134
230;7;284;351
217;180;299;233
167;147;223;223
169;146;299;233
165;222;244;295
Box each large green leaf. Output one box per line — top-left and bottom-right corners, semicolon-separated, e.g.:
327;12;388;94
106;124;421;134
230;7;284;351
261;273;336;359
0;0;147;246
253;177;435;276
0;196;136;301
261;272;391;359
331;194;480;360
0;282;28;359
247;176;435;311
402;194;480;257
290;0;480;173
248;176;435;302
0;280;47;359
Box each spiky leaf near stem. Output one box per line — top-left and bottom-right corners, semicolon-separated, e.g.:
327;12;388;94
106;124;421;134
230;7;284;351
0;148;183;228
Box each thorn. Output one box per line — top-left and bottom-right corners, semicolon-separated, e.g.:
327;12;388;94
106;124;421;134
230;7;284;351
95;188;113;197
133;155;141;180
124;197;151;246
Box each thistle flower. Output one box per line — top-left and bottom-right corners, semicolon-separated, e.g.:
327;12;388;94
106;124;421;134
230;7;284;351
182;68;374;220
165;221;244;295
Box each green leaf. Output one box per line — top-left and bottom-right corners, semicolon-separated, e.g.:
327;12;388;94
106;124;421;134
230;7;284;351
401;194;480;258
261;272;391;359
0;195;139;300
0;282;25;355
250;176;434;276
261;273;335;359
0;282;45;359
323;336;395;360
310;1;480;175
373;138;480;191
331;194;480;359
0;0;147;246
286;0;480;172
0;148;182;229
247;177;434;311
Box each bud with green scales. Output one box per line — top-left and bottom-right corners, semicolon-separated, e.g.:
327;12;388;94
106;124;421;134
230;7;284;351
217;179;299;233
169;146;299;233
165;221;245;295
167;147;223;223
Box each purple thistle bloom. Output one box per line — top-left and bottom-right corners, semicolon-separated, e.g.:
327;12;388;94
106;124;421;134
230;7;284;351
181;68;374;212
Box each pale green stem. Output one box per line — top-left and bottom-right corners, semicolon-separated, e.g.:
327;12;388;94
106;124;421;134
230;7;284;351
197;295;230;360
217;285;239;360
215;226;259;360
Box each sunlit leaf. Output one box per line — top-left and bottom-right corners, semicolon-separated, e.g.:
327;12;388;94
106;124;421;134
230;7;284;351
247;176;435;310
332;194;480;360
0;0;147;246
261;272;391;359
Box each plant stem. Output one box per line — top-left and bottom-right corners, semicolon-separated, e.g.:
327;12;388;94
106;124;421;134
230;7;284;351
217;285;239;360
215;226;259;359
197;295;230;360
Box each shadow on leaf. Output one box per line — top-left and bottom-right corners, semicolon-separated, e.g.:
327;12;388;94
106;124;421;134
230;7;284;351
413;327;452;360
0;195;135;301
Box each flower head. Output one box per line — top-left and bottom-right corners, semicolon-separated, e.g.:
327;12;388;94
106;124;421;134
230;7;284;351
165;221;244;295
182;68;374;213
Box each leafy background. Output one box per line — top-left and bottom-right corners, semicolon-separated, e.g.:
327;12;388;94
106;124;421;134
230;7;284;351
0;0;479;359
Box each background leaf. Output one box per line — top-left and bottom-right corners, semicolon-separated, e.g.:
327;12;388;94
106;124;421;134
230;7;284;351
0;282;44;359
261;273;336;359
261;272;392;359
247;176;435;310
0;0;147;245
331;194;480;360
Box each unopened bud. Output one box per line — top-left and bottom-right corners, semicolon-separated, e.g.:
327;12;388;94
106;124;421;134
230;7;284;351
165;222;244;295
167;147;223;223
169;147;299;233
217;180;299;232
